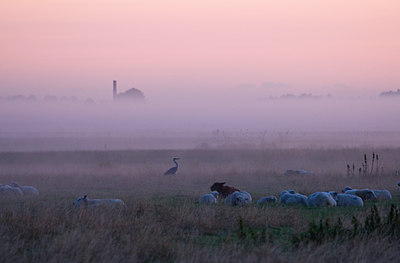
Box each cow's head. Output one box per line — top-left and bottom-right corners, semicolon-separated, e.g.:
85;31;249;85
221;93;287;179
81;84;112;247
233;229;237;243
210;182;226;192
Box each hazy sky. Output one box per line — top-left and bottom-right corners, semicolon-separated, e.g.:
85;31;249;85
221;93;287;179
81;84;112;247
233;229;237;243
1;0;400;100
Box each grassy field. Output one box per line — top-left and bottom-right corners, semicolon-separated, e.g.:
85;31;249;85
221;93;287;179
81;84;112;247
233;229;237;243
1;148;400;262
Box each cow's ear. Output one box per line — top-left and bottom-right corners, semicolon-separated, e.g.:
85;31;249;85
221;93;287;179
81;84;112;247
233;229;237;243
83;195;87;199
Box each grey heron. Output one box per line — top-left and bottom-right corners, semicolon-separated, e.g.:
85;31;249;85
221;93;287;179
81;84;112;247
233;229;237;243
164;157;180;175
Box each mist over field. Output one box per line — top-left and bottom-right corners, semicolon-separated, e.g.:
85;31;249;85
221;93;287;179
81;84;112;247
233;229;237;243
1;94;399;151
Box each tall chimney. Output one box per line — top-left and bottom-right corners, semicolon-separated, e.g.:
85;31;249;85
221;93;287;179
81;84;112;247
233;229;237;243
113;80;117;101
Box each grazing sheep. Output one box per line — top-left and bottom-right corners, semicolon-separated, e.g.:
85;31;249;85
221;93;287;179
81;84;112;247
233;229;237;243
210;182;240;198
225;191;252;206
257;196;277;205
342;186;352;193
371;189;392;200
306;192;337;207
73;195;126;208
9;182;39;196
0;184;23;197
199;192;218;204
280;190;307;206
284;170;313;176
344;189;377;201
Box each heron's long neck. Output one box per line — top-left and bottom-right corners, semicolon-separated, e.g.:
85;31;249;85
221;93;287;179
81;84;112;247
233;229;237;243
174;159;178;168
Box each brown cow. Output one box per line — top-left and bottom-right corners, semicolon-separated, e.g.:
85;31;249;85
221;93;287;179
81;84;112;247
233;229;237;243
210;182;240;198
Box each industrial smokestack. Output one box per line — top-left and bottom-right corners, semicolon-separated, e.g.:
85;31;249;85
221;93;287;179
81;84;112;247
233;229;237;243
113;80;117;101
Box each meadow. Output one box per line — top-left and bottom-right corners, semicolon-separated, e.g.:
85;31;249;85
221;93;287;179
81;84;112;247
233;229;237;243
1;148;400;262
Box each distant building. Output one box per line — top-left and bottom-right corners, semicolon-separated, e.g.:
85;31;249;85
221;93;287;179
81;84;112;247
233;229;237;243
113;80;145;102
116;88;145;101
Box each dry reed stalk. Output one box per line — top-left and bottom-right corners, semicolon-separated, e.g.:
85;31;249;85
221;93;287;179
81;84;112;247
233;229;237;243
370;152;375;175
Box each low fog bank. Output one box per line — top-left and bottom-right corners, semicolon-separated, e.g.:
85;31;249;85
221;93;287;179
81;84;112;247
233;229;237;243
1;132;400;152
0;96;399;151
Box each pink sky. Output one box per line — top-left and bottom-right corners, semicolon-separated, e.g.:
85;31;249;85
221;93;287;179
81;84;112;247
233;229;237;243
1;0;400;100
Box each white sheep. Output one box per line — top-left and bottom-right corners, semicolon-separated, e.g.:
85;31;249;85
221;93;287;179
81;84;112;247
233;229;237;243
344;189;377;201
225;191;252;206
0;184;23;197
284;170;313;176
280;190;307;206
210;191;219;198
199;191;219;204
306;192;337;207
280;190;296;200
337;193;363;207
257;196;277;205
73;195;126;208
329;191;364;207
371;189;392;200
342;186;353;193
342;187;391;201
239;191;252;202
9;182;39;196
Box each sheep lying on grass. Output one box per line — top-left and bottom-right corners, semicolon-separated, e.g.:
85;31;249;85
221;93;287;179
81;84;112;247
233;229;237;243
342;187;391;201
344;189;377;201
371;189;392;200
0;184;23;197
9;181;39;196
225;191;252;206
329;192;364;207
280;190;307;206
199;191;219;204
257;196;277;205
342;186;353;193
210;191;219;198
73;195;126;208
284;170;313;176
306;192;337;207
